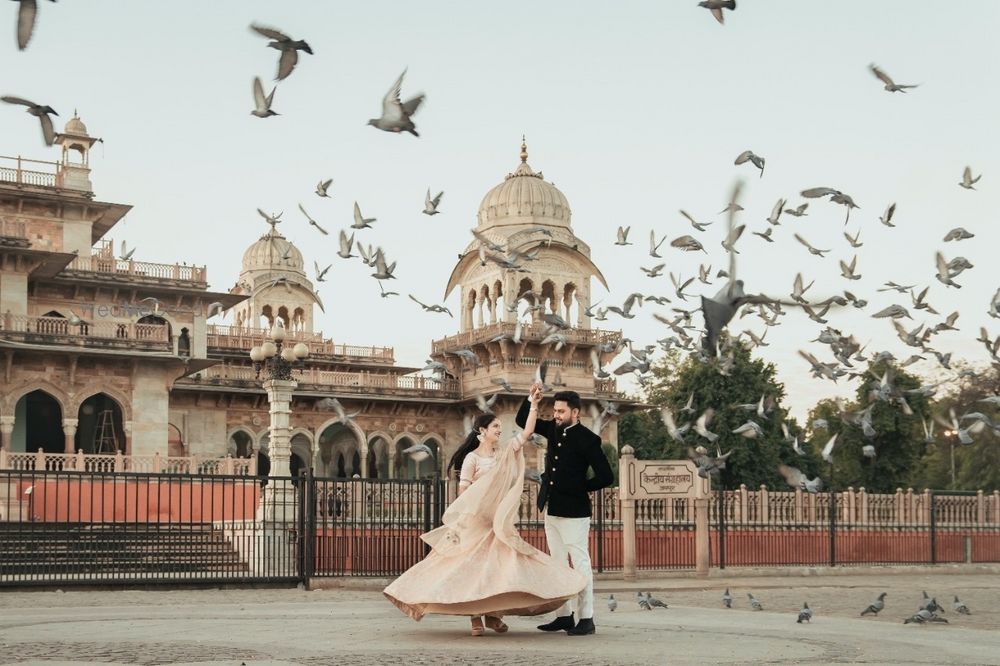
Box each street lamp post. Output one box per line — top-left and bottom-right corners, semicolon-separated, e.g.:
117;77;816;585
249;322;310;521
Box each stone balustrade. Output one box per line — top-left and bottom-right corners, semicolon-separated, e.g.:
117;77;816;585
205;325;395;363
0;448;257;475
0;314;170;350
431;321;622;355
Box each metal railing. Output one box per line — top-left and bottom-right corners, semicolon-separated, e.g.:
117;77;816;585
0;155;63;189
0;469;300;586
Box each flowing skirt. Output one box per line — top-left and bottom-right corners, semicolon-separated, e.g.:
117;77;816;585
384;442;586;621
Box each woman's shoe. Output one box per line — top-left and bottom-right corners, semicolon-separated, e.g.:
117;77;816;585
470;617;485;636
484;616;509;633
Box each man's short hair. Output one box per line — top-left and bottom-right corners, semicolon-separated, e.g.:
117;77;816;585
552;390;582;411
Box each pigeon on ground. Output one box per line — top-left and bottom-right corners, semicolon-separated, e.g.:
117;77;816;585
869;64;918;93
646;593;668;609
861;592;887;616
607;594;617;612
734;149;765;177
1;96;58;145
904;609;947;624
250;77;278;118
698;0;736;25
368;69;425;137
797;602;812;624
748;593;763;611
637;591;651;610
952;596;970;615
722;589;732;608
423;189;444;216
250;24;313;80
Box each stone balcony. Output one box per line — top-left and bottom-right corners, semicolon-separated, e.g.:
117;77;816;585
431;321;622;355
0;314;171;352
206;325;395;365
0;155;67;191
63;254;207;287
178;363;460;400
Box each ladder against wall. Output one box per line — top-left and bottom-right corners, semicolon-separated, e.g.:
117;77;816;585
93;409;120;454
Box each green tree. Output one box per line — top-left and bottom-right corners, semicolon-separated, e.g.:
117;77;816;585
618;341;821;490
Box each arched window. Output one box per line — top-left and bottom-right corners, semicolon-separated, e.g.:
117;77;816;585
75;393;126;454
11;390;63;454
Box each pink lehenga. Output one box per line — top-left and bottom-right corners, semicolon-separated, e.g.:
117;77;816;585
384;439;586;621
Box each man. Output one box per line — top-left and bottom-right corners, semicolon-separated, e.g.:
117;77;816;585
515;385;614;636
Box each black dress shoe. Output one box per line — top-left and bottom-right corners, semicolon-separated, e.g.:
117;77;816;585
566;618;596;635
537;613;575;632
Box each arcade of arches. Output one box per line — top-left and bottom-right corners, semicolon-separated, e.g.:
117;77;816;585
225;426;444;480
7;390;127;455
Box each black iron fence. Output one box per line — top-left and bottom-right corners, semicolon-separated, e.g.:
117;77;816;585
3;467;999;587
0;468;301;586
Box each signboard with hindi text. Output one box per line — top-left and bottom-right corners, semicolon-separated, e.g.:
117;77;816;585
620;459;709;500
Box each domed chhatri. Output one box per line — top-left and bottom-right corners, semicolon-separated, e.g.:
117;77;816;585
476;138;571;228
63;113;88;136
241;230;306;275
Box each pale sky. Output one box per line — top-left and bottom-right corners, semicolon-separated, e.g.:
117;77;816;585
4;1;999;420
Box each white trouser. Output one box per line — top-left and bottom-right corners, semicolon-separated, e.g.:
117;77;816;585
544;514;593;619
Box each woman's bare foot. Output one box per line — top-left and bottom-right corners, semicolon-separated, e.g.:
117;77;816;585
470;617;485;636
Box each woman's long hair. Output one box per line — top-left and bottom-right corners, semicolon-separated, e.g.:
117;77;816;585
447;412;497;480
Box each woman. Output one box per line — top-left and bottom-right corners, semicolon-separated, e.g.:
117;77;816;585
383;389;586;635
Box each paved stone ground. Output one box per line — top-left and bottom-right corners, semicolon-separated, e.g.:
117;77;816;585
1;569;999;665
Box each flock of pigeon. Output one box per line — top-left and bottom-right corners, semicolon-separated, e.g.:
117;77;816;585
6;3;998;487
606;587;972;625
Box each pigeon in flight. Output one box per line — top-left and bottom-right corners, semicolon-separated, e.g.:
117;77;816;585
942;227;974;242
371;250;397;280
698;0;736;25
119;241;136;261
794;233;830;258
779;465;823;493
13;0;55;50
314;261;331;282
352;202;376;229
402;443;434;462
423;189;444;216
316;397;360;426
734;150;765;178
337;230;357;259
879;203;897;227
783;202;809;217
250;77;278;118
680;210;712;232
958;166;981;190
409;294;453;317
615;226;632;245
250;24;313;80
869;64;918;93
315;179;332;197
1;96;58;145
368;69;425;137
800;187;859;224
297;204;328;235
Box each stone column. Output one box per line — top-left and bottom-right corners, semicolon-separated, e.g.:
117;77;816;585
122;421;133;454
62;418;79;454
619;445;637;581
257;378;298;522
0;415;15;451
694;497;710;578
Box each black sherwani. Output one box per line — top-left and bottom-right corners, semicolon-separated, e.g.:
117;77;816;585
515;398;614;518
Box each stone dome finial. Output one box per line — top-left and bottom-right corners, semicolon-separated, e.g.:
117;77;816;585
520;135;528;164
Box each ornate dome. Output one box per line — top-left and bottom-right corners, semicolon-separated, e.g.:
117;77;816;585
241;230;305;274
477;141;571;227
63;113;88;135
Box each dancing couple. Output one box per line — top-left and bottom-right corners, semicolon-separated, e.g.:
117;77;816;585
384;385;614;636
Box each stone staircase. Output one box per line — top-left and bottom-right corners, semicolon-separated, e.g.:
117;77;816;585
0;522;251;578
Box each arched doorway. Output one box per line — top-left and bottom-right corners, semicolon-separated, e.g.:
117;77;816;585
317;422;361;478
228;430;254;458
12;390;63;453
75;393;126;454
168;423;185;456
366;435;390;479
289;433;312;478
394;436;418;480
421;437;442;478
